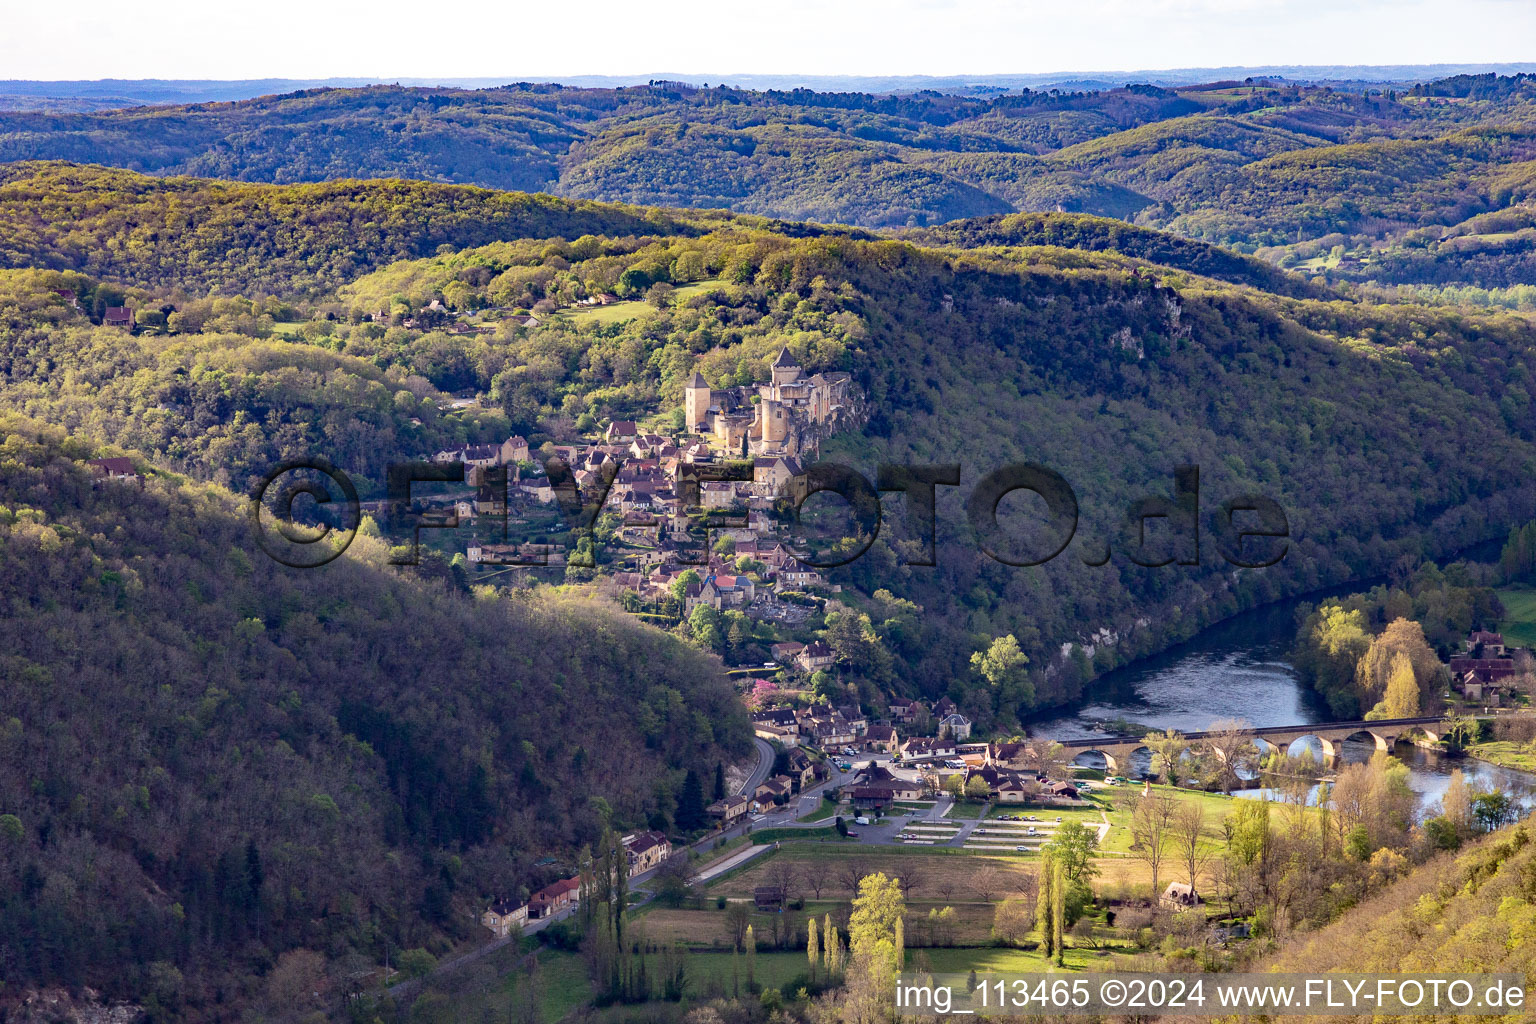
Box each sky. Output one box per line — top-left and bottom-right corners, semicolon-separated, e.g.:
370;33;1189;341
4;0;1534;81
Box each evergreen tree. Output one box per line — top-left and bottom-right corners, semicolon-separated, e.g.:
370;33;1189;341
713;762;726;802
675;769;708;831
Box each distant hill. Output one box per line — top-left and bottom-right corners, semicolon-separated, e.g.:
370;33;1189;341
5;64;1536;107
3;76;1536;286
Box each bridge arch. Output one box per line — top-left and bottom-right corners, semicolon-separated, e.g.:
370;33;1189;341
1341;729;1391;753
1071;749;1118;772
1286;735;1336;763
1401;726;1441;748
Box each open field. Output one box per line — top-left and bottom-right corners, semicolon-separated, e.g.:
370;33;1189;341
562;299;653;325
637;899;1018;950
669;278;723;301
1497;587;1536;648
714;846;1038;902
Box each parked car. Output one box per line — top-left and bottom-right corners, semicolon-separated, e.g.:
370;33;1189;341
1015;845;1029;852
845;830;859;837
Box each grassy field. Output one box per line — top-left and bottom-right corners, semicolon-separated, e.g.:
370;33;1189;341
947;800;990;819
1497;587;1536;648
562;299;652;325
1467;740;1536;772
716;846;1038;902
918;944;1106;974
559;281;721;327
683;950;813;997
796;796;841;822
669;278;723;301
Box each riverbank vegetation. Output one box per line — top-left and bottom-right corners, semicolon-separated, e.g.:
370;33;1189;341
1292;561;1503;717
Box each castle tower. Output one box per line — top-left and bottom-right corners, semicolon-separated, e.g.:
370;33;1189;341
685;371;711;432
759;396;789;445
770;346;801;388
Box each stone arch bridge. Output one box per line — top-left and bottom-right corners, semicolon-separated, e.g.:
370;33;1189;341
1057;715;1457;772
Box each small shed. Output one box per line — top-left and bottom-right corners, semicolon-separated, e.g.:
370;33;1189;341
1161;882;1200;908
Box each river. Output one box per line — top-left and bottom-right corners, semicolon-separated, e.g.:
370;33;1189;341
1028;595;1536;814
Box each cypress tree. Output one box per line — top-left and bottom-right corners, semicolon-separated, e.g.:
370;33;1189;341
676;769;707;831
1037;851;1055;959
1053;859;1066;967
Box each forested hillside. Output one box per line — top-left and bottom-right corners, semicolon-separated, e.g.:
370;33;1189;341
1261;822;1536;1016
4;76;1536;285
0;416;748;1017
4;168;1536;733
0;162;698;294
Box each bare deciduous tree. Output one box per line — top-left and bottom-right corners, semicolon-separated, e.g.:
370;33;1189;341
837;858;871;897
1205;718;1256;794
802;860;830;900
765;859;801;903
1171;801;1216;896
1130;790;1178;900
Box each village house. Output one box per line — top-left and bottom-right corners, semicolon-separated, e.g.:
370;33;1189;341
864;724;899;753
104;305;136;330
835;704;868;736
1468;630;1506;656
786;748;820;789
86;457;142;483
500;435;531;464
481;897;528;937
621;831;672;872
707;794;749;824
807;716;858;749
752;776;794;811
849;780;923;809
938;712;972;741
751;707;799;734
1450;655;1517;686
900;736;957;761
984;740;1030;768
770;641;806;664
796;642;835;673
752;455;804;491
527;877;581;920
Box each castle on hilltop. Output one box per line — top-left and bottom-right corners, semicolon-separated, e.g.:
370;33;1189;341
685;346;856;458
